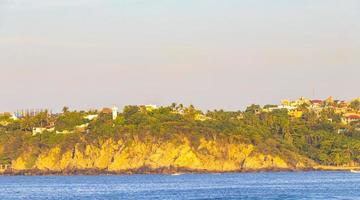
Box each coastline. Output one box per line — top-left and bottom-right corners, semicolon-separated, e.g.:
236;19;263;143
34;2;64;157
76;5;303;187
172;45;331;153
1;166;358;176
313;165;360;171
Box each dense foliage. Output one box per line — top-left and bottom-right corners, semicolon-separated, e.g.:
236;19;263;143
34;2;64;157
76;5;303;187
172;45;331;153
1;103;360;167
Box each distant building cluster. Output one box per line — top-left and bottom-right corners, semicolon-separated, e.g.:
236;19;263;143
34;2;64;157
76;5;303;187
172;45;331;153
0;109;52;122
262;96;360;125
14;109;52;118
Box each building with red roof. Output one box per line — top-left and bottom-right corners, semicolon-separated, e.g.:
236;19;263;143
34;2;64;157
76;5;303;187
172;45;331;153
342;114;360;124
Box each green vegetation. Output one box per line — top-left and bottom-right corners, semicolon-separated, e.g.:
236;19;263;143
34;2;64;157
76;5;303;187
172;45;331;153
0;102;360;167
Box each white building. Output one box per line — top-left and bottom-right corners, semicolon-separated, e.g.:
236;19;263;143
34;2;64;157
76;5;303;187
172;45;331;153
145;104;158;112
112;106;118;120
84;114;98;121
32;127;44;135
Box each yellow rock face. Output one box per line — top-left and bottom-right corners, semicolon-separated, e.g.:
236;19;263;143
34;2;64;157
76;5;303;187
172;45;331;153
12;157;28;171
36;147;62;171
0;144;3;155
242;154;288;170
8;136;310;173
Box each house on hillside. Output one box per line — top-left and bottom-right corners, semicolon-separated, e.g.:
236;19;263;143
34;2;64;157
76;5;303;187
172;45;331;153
56;130;73;134
281;97;310;108
194;113;212;121
75;123;89;132
99;106;118;120
310;100;323;107
308;100;324;113
32;126;55;135
145;104;158;112
84;114;98;121
101;108;112;114
341;114;360;125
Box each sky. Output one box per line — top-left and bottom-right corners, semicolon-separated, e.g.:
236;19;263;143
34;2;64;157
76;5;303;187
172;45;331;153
0;0;359;112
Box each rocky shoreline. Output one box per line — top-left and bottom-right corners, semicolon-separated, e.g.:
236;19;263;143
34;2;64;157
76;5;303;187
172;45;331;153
2;135;359;176
1;166;347;176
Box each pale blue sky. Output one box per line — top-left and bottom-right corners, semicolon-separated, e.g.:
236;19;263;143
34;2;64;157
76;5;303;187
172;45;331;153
0;0;359;112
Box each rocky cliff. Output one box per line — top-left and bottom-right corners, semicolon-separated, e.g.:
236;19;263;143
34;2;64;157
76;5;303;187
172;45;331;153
1;134;314;175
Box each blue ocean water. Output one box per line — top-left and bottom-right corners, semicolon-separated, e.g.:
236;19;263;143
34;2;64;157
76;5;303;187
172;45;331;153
0;171;359;200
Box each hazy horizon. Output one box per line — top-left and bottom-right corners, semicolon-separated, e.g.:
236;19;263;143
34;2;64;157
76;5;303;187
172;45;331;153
1;0;359;112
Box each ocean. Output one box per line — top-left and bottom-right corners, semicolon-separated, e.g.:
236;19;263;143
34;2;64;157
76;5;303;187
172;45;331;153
0;171;359;200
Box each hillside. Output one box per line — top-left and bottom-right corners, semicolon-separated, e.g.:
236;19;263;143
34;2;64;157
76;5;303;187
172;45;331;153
1;98;360;174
